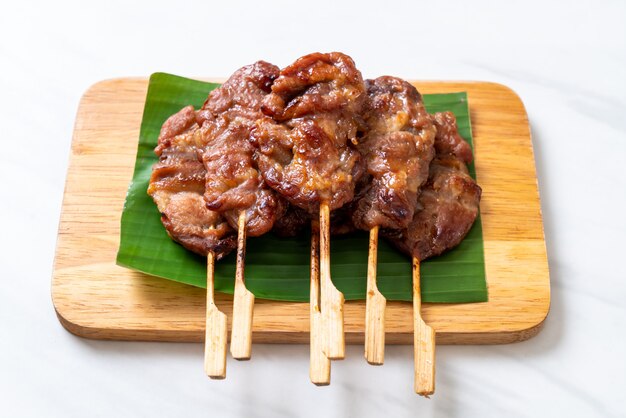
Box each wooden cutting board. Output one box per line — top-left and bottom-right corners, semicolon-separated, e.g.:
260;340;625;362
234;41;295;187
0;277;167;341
52;78;550;344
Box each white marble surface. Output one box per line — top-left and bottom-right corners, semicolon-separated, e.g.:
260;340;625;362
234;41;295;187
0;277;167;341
1;1;625;416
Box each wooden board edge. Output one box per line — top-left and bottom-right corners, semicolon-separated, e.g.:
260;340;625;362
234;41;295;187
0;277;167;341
477;81;552;338
53;297;550;345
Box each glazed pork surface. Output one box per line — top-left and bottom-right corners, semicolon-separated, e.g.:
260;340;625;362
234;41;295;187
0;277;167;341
431;111;473;165
251;52;366;213
147;106;236;258
199;61;286;237
351;76;437;231
148;52;482;263
381;113;481;260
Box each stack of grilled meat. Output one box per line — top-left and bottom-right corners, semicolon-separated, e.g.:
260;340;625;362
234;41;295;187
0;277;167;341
148;52;481;262
148;52;482;391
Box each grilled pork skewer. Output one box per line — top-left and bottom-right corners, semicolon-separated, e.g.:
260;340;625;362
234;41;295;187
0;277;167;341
198;61;285;361
146;106;237;378
382;112;482;395
353;77;436;364
252;52;367;363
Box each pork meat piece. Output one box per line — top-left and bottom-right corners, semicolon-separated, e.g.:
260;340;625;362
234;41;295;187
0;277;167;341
380;110;481;261
148;106;236;258
271;204;310;237
198;61;286;237
381;155;481;260
251;52;366;213
431;111;473;164
351;76;437;231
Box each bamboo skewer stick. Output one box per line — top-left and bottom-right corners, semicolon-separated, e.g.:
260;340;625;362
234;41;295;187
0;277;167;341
204;250;228;379
412;257;435;396
364;225;386;365
319;202;345;360
309;225;331;385
230;211;255;360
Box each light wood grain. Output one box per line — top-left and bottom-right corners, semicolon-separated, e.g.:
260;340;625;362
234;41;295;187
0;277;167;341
309;228;330;385
52;79;550;344
230;211;254;360
204;251;227;379
319;203;345;360
413;258;435;396
365;226;386;365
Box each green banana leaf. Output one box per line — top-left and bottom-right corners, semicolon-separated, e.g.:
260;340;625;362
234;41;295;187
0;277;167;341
116;73;487;303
